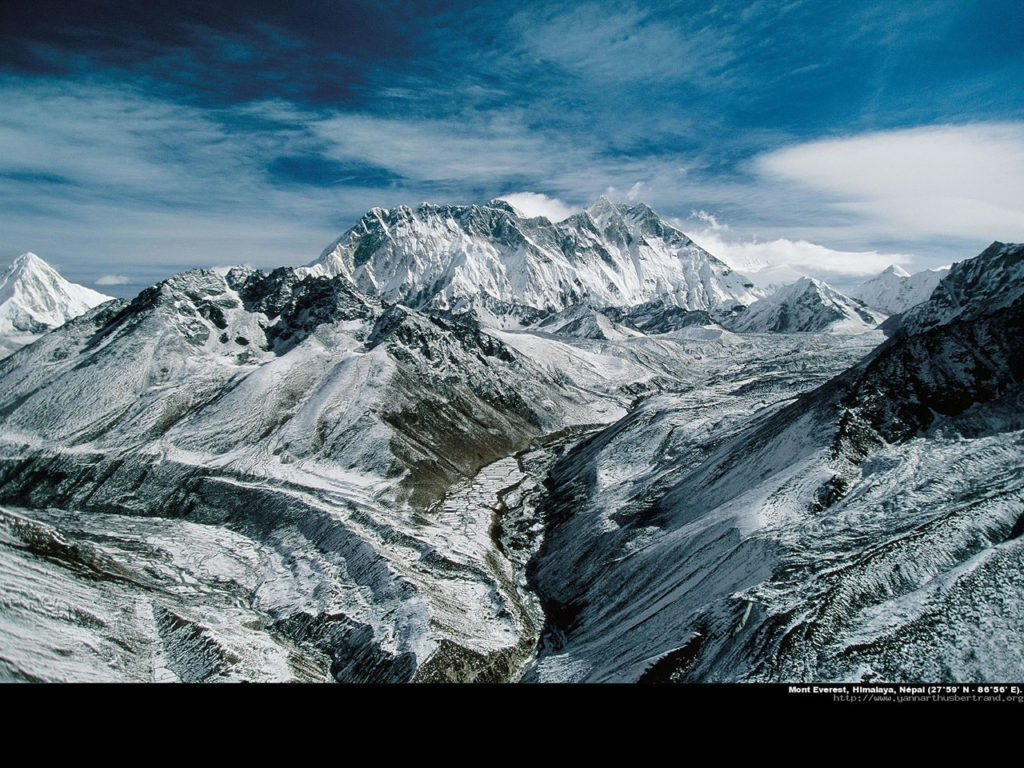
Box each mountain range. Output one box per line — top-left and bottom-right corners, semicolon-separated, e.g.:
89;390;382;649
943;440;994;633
0;199;1019;683
306;198;763;325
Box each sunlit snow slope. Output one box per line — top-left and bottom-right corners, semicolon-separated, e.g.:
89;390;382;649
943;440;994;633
0;252;112;358
850;264;949;316
729;277;886;334
0;264;639;681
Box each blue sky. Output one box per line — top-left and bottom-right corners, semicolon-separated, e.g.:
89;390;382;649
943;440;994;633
1;0;1023;295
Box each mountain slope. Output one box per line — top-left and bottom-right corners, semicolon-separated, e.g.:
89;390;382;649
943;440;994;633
534;303;645;341
0;265;626;682
306;198;761;322
525;241;1024;682
850;264;948;315
729;276;885;333
898;242;1023;334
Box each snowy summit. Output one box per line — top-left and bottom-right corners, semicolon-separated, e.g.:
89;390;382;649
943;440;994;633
849;263;949;315
730;276;885;334
306;198;763;324
0;252;113;358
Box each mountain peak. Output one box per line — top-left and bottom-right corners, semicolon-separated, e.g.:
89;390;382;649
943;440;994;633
3;252;58;299
793;275;822;289
307;198;761;320
900;241;1024;335
625;199;656;215
585;195;622;225
731;275;885;334
883;264;912;277
850;262;948;315
0;252;113;354
12;251;44;267
6;251;56;281
486;198;519;215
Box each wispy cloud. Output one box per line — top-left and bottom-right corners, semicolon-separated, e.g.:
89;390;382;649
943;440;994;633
0;79;350;277
509;3;739;87
688;226;914;281
1;1;1021;287
312;111;572;188
754;123;1024;242
625;182;645;202
690;209;728;231
305;109;683;205
2;76;1014;287
94;274;131;286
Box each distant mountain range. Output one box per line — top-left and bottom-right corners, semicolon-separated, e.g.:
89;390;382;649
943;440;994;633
0;202;955;357
305;198;763;324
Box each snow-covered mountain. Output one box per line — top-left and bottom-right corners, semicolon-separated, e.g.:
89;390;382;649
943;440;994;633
849;263;949;315
524;241;1024;682
0;252;112;358
0;264;628;681
307;198;762;323
899;241;1022;335
729;276;885;333
535;303;644;341
0;204;1019;684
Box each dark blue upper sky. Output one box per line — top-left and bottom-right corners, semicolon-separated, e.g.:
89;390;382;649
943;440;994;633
2;0;1022;293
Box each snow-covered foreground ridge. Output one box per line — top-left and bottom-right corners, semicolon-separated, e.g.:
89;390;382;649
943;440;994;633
0;207;1020;682
527;241;1024;682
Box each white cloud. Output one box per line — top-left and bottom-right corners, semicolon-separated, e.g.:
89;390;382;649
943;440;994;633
312;112;578;186
95;274;132;286
0;82;366;277
4;80;1010;290
500;192;576;221
754;123;1024;242
687;226;914;282
690;209;727;231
